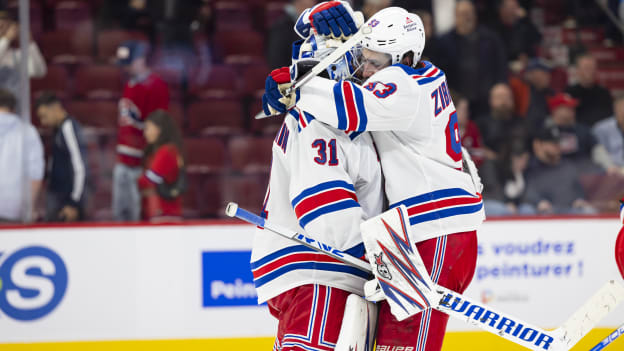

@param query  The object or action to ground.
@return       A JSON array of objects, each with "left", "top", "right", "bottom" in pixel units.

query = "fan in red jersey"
[{"left": 138, "top": 110, "right": 185, "bottom": 222}]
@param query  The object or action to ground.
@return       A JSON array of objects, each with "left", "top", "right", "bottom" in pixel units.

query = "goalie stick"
[
  {"left": 589, "top": 323, "right": 624, "bottom": 351},
  {"left": 254, "top": 24, "right": 372, "bottom": 120},
  {"left": 225, "top": 202, "right": 624, "bottom": 351}
]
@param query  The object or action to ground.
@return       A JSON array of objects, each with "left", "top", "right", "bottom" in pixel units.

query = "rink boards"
[{"left": 0, "top": 218, "right": 622, "bottom": 350}]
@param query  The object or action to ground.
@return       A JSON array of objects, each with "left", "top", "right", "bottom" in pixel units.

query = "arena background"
[{"left": 1, "top": 0, "right": 624, "bottom": 350}]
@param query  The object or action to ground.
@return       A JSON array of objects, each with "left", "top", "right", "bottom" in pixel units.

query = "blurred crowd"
[{"left": 1, "top": 0, "right": 624, "bottom": 223}]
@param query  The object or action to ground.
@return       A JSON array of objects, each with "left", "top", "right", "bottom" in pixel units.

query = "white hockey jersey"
[
  {"left": 250, "top": 107, "right": 383, "bottom": 303},
  {"left": 297, "top": 61, "right": 485, "bottom": 243}
]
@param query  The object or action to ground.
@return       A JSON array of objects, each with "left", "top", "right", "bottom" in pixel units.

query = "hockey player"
[
  {"left": 263, "top": 5, "right": 485, "bottom": 351},
  {"left": 253, "top": 27, "right": 384, "bottom": 350},
  {"left": 617, "top": 199, "right": 624, "bottom": 279}
]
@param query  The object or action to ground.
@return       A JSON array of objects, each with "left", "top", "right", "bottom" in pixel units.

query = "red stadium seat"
[
  {"left": 97, "top": 29, "right": 148, "bottom": 63},
  {"left": 39, "top": 29, "right": 94, "bottom": 64},
  {"left": 241, "top": 63, "right": 270, "bottom": 98},
  {"left": 229, "top": 135, "right": 274, "bottom": 174},
  {"left": 184, "top": 137, "right": 227, "bottom": 174},
  {"left": 188, "top": 64, "right": 241, "bottom": 99},
  {"left": 248, "top": 96, "right": 284, "bottom": 135},
  {"left": 186, "top": 99, "right": 244, "bottom": 135},
  {"left": 150, "top": 65, "right": 184, "bottom": 100},
  {"left": 54, "top": 1, "right": 92, "bottom": 31},
  {"left": 73, "top": 65, "right": 123, "bottom": 99},
  {"left": 65, "top": 100, "right": 118, "bottom": 129},
  {"left": 214, "top": 2, "right": 253, "bottom": 31},
  {"left": 597, "top": 67, "right": 624, "bottom": 90},
  {"left": 221, "top": 175, "right": 268, "bottom": 216},
  {"left": 264, "top": 2, "right": 288, "bottom": 29},
  {"left": 31, "top": 64, "right": 70, "bottom": 99},
  {"left": 213, "top": 30, "right": 265, "bottom": 65},
  {"left": 168, "top": 100, "right": 185, "bottom": 129},
  {"left": 198, "top": 176, "right": 224, "bottom": 217}
]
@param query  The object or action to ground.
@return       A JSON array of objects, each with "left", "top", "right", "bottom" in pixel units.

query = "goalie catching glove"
[{"left": 262, "top": 67, "right": 300, "bottom": 115}]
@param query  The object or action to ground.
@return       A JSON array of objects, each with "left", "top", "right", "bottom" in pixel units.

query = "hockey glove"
[
  {"left": 262, "top": 67, "right": 299, "bottom": 115},
  {"left": 295, "top": 1, "right": 363, "bottom": 40}
]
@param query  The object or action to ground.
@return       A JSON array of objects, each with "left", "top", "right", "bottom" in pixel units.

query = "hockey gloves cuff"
[{"left": 262, "top": 67, "right": 300, "bottom": 116}]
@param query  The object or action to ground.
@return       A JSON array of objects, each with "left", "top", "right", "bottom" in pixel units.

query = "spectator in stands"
[
  {"left": 0, "top": 89, "right": 43, "bottom": 222},
  {"left": 113, "top": 40, "right": 169, "bottom": 221},
  {"left": 565, "top": 53, "right": 613, "bottom": 127},
  {"left": 454, "top": 90, "right": 489, "bottom": 167},
  {"left": 546, "top": 93, "right": 593, "bottom": 160},
  {"left": 266, "top": 0, "right": 317, "bottom": 69},
  {"left": 546, "top": 92, "right": 614, "bottom": 173},
  {"left": 479, "top": 135, "right": 535, "bottom": 216},
  {"left": 524, "top": 123, "right": 596, "bottom": 215},
  {"left": 35, "top": 92, "right": 88, "bottom": 222},
  {"left": 476, "top": 83, "right": 528, "bottom": 159},
  {"left": 513, "top": 58, "right": 554, "bottom": 134},
  {"left": 0, "top": 11, "right": 46, "bottom": 101},
  {"left": 138, "top": 110, "right": 185, "bottom": 222},
  {"left": 490, "top": 0, "right": 542, "bottom": 65},
  {"left": 432, "top": 0, "right": 508, "bottom": 117},
  {"left": 592, "top": 93, "right": 624, "bottom": 171},
  {"left": 360, "top": 0, "right": 392, "bottom": 20}
]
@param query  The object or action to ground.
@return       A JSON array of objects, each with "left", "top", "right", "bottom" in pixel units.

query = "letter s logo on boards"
[{"left": 0, "top": 246, "right": 68, "bottom": 321}]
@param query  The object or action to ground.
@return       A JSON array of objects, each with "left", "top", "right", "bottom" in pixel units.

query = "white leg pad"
[{"left": 335, "top": 294, "right": 378, "bottom": 351}]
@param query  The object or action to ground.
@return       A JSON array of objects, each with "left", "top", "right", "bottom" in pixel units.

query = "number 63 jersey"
[
  {"left": 297, "top": 61, "right": 485, "bottom": 243},
  {"left": 250, "top": 108, "right": 383, "bottom": 303}
]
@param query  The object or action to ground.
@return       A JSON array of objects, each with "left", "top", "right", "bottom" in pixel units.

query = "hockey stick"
[
  {"left": 226, "top": 202, "right": 624, "bottom": 351},
  {"left": 589, "top": 323, "right": 624, "bottom": 351},
  {"left": 225, "top": 202, "right": 371, "bottom": 273},
  {"left": 254, "top": 25, "right": 372, "bottom": 120}
]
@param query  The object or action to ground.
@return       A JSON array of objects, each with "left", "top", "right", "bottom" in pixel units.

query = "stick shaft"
[
  {"left": 226, "top": 202, "right": 372, "bottom": 272},
  {"left": 589, "top": 323, "right": 624, "bottom": 351}
]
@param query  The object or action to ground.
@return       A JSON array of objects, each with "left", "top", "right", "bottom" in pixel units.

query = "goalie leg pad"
[{"left": 335, "top": 294, "right": 378, "bottom": 351}]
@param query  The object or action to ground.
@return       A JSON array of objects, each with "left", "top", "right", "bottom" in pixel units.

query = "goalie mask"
[{"left": 290, "top": 34, "right": 360, "bottom": 82}]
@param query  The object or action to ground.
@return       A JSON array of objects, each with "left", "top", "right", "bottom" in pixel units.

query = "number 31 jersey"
[
  {"left": 250, "top": 108, "right": 383, "bottom": 303},
  {"left": 297, "top": 61, "right": 485, "bottom": 243}
]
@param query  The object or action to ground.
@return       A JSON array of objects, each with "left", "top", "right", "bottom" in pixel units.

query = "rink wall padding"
[{"left": 0, "top": 218, "right": 622, "bottom": 349}]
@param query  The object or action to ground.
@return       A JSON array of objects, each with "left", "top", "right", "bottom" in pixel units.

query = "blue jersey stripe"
[
  {"left": 291, "top": 180, "right": 356, "bottom": 207},
  {"left": 299, "top": 199, "right": 360, "bottom": 228},
  {"left": 389, "top": 188, "right": 476, "bottom": 208},
  {"left": 416, "top": 73, "right": 444, "bottom": 85},
  {"left": 254, "top": 261, "right": 370, "bottom": 287},
  {"left": 250, "top": 245, "right": 314, "bottom": 269},
  {"left": 408, "top": 203, "right": 484, "bottom": 225},
  {"left": 333, "top": 82, "right": 348, "bottom": 130},
  {"left": 352, "top": 83, "right": 368, "bottom": 131}
]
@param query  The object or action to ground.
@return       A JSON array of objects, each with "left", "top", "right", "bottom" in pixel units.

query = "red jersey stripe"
[
  {"left": 252, "top": 253, "right": 344, "bottom": 278},
  {"left": 406, "top": 195, "right": 482, "bottom": 216},
  {"left": 342, "top": 81, "right": 359, "bottom": 131},
  {"left": 294, "top": 188, "right": 358, "bottom": 219}
]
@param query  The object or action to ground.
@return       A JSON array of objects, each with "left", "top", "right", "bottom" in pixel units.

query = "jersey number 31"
[{"left": 312, "top": 139, "right": 339, "bottom": 166}]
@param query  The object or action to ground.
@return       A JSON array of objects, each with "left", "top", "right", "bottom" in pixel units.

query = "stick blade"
[{"left": 554, "top": 280, "right": 624, "bottom": 350}]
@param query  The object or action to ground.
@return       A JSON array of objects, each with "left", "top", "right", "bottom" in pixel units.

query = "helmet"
[
  {"left": 290, "top": 34, "right": 359, "bottom": 81},
  {"left": 361, "top": 7, "right": 426, "bottom": 65}
]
